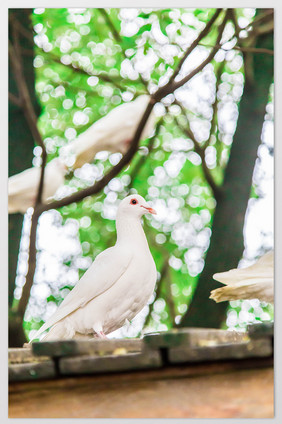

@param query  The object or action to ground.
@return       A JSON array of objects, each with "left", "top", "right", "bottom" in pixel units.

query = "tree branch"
[
  {"left": 42, "top": 51, "right": 143, "bottom": 95},
  {"left": 173, "top": 102, "right": 221, "bottom": 200},
  {"left": 99, "top": 8, "right": 122, "bottom": 42},
  {"left": 35, "top": 12, "right": 231, "bottom": 212},
  {"left": 153, "top": 9, "right": 230, "bottom": 101},
  {"left": 128, "top": 118, "right": 163, "bottom": 190},
  {"left": 9, "top": 29, "right": 47, "bottom": 206},
  {"left": 203, "top": 59, "right": 225, "bottom": 150},
  {"left": 98, "top": 8, "right": 149, "bottom": 91},
  {"left": 170, "top": 8, "right": 222, "bottom": 82},
  {"left": 36, "top": 99, "right": 156, "bottom": 214},
  {"left": 9, "top": 19, "right": 48, "bottom": 319},
  {"left": 9, "top": 92, "right": 22, "bottom": 107},
  {"left": 199, "top": 43, "right": 274, "bottom": 56},
  {"left": 171, "top": 10, "right": 230, "bottom": 93},
  {"left": 243, "top": 9, "right": 273, "bottom": 34},
  {"left": 17, "top": 212, "right": 39, "bottom": 319},
  {"left": 9, "top": 12, "right": 34, "bottom": 44}
]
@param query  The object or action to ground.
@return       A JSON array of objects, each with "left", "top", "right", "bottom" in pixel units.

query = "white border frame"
[{"left": 1, "top": 2, "right": 280, "bottom": 423}]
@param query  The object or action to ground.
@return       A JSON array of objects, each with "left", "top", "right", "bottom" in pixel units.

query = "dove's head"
[{"left": 117, "top": 194, "right": 157, "bottom": 219}]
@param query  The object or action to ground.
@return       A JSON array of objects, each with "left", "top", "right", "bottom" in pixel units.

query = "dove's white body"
[
  {"left": 210, "top": 250, "right": 274, "bottom": 303},
  {"left": 31, "top": 195, "right": 157, "bottom": 342},
  {"left": 8, "top": 159, "right": 66, "bottom": 214},
  {"left": 67, "top": 239, "right": 156, "bottom": 336},
  {"left": 63, "top": 95, "right": 155, "bottom": 169}
]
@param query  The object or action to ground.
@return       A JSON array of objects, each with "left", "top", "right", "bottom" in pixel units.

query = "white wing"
[
  {"left": 8, "top": 159, "right": 66, "bottom": 214},
  {"left": 9, "top": 167, "right": 40, "bottom": 195},
  {"left": 211, "top": 251, "right": 274, "bottom": 303},
  {"left": 213, "top": 251, "right": 274, "bottom": 286},
  {"left": 210, "top": 278, "right": 273, "bottom": 303},
  {"left": 64, "top": 95, "right": 155, "bottom": 169},
  {"left": 8, "top": 167, "right": 41, "bottom": 213},
  {"left": 31, "top": 246, "right": 132, "bottom": 341}
]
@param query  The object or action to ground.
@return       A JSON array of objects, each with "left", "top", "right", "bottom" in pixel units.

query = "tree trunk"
[
  {"left": 9, "top": 9, "right": 40, "bottom": 346},
  {"left": 180, "top": 24, "right": 273, "bottom": 328}
]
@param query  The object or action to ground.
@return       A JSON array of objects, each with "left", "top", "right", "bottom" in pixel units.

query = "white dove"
[
  {"left": 62, "top": 95, "right": 155, "bottom": 169},
  {"left": 210, "top": 250, "right": 274, "bottom": 303},
  {"left": 8, "top": 158, "right": 67, "bottom": 214},
  {"left": 30, "top": 194, "right": 157, "bottom": 342}
]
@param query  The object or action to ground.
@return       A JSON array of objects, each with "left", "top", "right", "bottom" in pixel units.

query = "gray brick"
[
  {"left": 59, "top": 348, "right": 162, "bottom": 376},
  {"left": 9, "top": 346, "right": 50, "bottom": 364},
  {"left": 248, "top": 322, "right": 274, "bottom": 339},
  {"left": 32, "top": 338, "right": 143, "bottom": 358},
  {"left": 144, "top": 328, "right": 247, "bottom": 349},
  {"left": 9, "top": 361, "right": 56, "bottom": 382},
  {"left": 168, "top": 339, "right": 273, "bottom": 364}
]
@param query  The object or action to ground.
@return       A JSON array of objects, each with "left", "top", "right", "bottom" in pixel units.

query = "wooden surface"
[{"left": 9, "top": 359, "right": 273, "bottom": 418}]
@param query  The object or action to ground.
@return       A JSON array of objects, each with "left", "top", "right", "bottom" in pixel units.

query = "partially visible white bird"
[
  {"left": 62, "top": 95, "right": 156, "bottom": 169},
  {"left": 8, "top": 158, "right": 67, "bottom": 214},
  {"left": 30, "top": 194, "right": 157, "bottom": 342},
  {"left": 210, "top": 250, "right": 274, "bottom": 303}
]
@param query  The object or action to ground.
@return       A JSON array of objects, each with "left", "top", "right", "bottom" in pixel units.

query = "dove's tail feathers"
[
  {"left": 40, "top": 322, "right": 69, "bottom": 341},
  {"left": 210, "top": 279, "right": 273, "bottom": 303},
  {"left": 210, "top": 286, "right": 242, "bottom": 303},
  {"left": 30, "top": 319, "right": 66, "bottom": 343},
  {"left": 29, "top": 320, "right": 54, "bottom": 342},
  {"left": 31, "top": 320, "right": 75, "bottom": 342}
]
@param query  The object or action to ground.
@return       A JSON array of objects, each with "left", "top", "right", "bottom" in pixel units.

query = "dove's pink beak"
[{"left": 141, "top": 206, "right": 157, "bottom": 215}]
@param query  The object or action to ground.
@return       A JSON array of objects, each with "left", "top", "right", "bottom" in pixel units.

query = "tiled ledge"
[{"left": 9, "top": 323, "right": 273, "bottom": 383}]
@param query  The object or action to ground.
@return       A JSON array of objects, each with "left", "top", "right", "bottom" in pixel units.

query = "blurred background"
[{"left": 8, "top": 8, "right": 273, "bottom": 347}]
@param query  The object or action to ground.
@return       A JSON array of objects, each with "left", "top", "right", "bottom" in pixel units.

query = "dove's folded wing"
[
  {"left": 210, "top": 277, "right": 273, "bottom": 303},
  {"left": 31, "top": 246, "right": 132, "bottom": 341},
  {"left": 213, "top": 251, "right": 274, "bottom": 286},
  {"left": 8, "top": 167, "right": 40, "bottom": 197}
]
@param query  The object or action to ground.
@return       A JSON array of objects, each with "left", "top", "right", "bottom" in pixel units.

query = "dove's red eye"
[{"left": 130, "top": 199, "right": 138, "bottom": 205}]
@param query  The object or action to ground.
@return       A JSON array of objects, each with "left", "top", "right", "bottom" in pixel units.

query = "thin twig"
[
  {"left": 154, "top": 9, "right": 230, "bottom": 101},
  {"left": 173, "top": 103, "right": 221, "bottom": 199},
  {"left": 9, "top": 44, "right": 45, "bottom": 155},
  {"left": 128, "top": 118, "right": 163, "bottom": 190},
  {"left": 10, "top": 36, "right": 47, "bottom": 206},
  {"left": 170, "top": 8, "right": 222, "bottom": 82},
  {"left": 99, "top": 8, "right": 122, "bottom": 42},
  {"left": 203, "top": 59, "right": 225, "bottom": 150},
  {"left": 171, "top": 10, "right": 230, "bottom": 93},
  {"left": 42, "top": 51, "right": 142, "bottom": 95},
  {"left": 9, "top": 12, "right": 34, "bottom": 44},
  {"left": 243, "top": 9, "right": 273, "bottom": 33},
  {"left": 229, "top": 9, "right": 241, "bottom": 40},
  {"left": 98, "top": 8, "right": 149, "bottom": 91},
  {"left": 198, "top": 42, "right": 274, "bottom": 56}
]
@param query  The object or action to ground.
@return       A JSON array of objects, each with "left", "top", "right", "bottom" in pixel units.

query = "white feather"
[
  {"left": 62, "top": 95, "right": 155, "bottom": 169},
  {"left": 210, "top": 251, "right": 274, "bottom": 303},
  {"left": 8, "top": 158, "right": 67, "bottom": 214}
]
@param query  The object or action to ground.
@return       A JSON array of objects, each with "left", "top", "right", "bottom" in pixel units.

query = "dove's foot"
[{"left": 96, "top": 331, "right": 108, "bottom": 339}]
